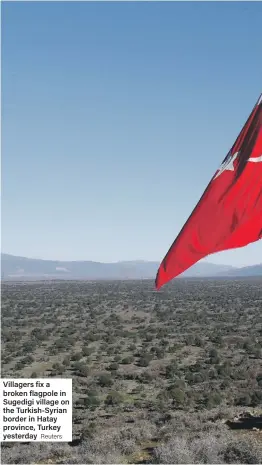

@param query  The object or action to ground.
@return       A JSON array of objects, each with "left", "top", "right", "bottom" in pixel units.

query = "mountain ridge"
[{"left": 1, "top": 253, "right": 261, "bottom": 281}]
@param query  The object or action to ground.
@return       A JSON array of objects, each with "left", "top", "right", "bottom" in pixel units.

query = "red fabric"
[{"left": 156, "top": 94, "right": 262, "bottom": 289}]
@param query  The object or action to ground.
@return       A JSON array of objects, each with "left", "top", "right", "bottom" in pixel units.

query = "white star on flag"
[
  {"left": 214, "top": 152, "right": 262, "bottom": 180},
  {"left": 214, "top": 152, "right": 239, "bottom": 179}
]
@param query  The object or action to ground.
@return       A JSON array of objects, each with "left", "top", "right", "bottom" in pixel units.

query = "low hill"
[
  {"left": 1, "top": 253, "right": 238, "bottom": 281},
  {"left": 221, "top": 264, "right": 262, "bottom": 277}
]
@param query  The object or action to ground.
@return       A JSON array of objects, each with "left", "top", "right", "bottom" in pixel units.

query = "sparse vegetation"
[{"left": 1, "top": 278, "right": 262, "bottom": 463}]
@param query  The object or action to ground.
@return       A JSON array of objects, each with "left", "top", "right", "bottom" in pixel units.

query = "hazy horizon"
[
  {"left": 1, "top": 251, "right": 261, "bottom": 268},
  {"left": 2, "top": 2, "right": 262, "bottom": 267}
]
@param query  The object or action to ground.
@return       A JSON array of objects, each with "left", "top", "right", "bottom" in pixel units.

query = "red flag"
[{"left": 156, "top": 93, "right": 262, "bottom": 289}]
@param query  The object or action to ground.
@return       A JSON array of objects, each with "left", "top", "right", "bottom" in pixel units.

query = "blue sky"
[{"left": 2, "top": 1, "right": 262, "bottom": 266}]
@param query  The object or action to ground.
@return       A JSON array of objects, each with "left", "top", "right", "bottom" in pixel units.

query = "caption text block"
[{"left": 0, "top": 378, "right": 72, "bottom": 442}]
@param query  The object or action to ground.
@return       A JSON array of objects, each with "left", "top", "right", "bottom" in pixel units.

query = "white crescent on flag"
[{"left": 248, "top": 155, "right": 262, "bottom": 162}]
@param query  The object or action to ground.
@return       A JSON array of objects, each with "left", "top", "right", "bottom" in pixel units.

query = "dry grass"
[{"left": 1, "top": 279, "right": 262, "bottom": 463}]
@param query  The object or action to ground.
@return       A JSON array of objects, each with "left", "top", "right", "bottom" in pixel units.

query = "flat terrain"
[{"left": 1, "top": 279, "right": 262, "bottom": 464}]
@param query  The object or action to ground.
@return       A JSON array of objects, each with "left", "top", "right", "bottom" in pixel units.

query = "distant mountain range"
[{"left": 1, "top": 253, "right": 262, "bottom": 281}]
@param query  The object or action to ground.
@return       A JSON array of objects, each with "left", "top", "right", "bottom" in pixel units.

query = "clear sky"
[{"left": 2, "top": 1, "right": 262, "bottom": 266}]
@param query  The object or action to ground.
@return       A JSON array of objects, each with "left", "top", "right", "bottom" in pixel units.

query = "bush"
[
  {"left": 71, "top": 352, "right": 82, "bottom": 361},
  {"left": 98, "top": 373, "right": 113, "bottom": 387},
  {"left": 138, "top": 353, "right": 152, "bottom": 367},
  {"left": 105, "top": 391, "right": 123, "bottom": 406},
  {"left": 82, "top": 346, "right": 93, "bottom": 357},
  {"left": 108, "top": 362, "right": 119, "bottom": 371},
  {"left": 195, "top": 335, "right": 204, "bottom": 347},
  {"left": 166, "top": 362, "right": 178, "bottom": 379},
  {"left": 193, "top": 373, "right": 204, "bottom": 384},
  {"left": 122, "top": 356, "right": 134, "bottom": 364},
  {"left": 171, "top": 388, "right": 186, "bottom": 406},
  {"left": 205, "top": 392, "right": 222, "bottom": 409},
  {"left": 251, "top": 390, "right": 262, "bottom": 406},
  {"left": 209, "top": 348, "right": 218, "bottom": 359},
  {"left": 84, "top": 395, "right": 100, "bottom": 410},
  {"left": 223, "top": 440, "right": 262, "bottom": 464},
  {"left": 256, "top": 372, "right": 262, "bottom": 386},
  {"left": 235, "top": 393, "right": 251, "bottom": 406},
  {"left": 63, "top": 356, "right": 71, "bottom": 366},
  {"left": 153, "top": 434, "right": 262, "bottom": 464},
  {"left": 81, "top": 422, "right": 97, "bottom": 439}
]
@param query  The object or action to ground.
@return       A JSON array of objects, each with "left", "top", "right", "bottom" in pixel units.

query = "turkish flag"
[{"left": 156, "top": 93, "right": 262, "bottom": 289}]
